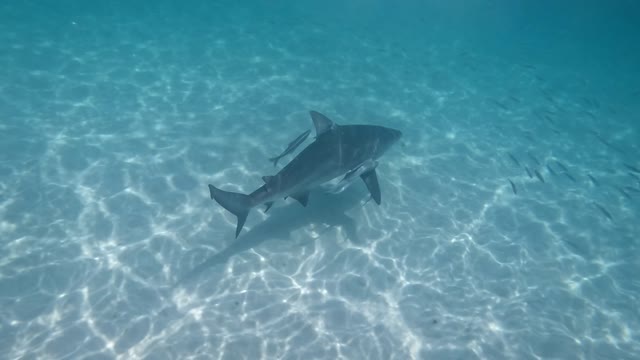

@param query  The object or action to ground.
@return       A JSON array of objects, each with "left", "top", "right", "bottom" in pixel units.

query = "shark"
[{"left": 208, "top": 110, "right": 402, "bottom": 238}]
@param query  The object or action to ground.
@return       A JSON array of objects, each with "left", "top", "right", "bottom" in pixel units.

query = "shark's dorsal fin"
[
  {"left": 291, "top": 191, "right": 310, "bottom": 207},
  {"left": 310, "top": 111, "right": 336, "bottom": 136},
  {"left": 360, "top": 170, "right": 381, "bottom": 205}
]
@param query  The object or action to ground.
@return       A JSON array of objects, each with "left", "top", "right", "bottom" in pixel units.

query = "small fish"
[
  {"left": 624, "top": 163, "right": 640, "bottom": 173},
  {"left": 534, "top": 170, "right": 545, "bottom": 183},
  {"left": 490, "top": 99, "right": 509, "bottom": 111},
  {"left": 525, "top": 166, "right": 533, "bottom": 179},
  {"left": 341, "top": 159, "right": 378, "bottom": 184},
  {"left": 523, "top": 132, "right": 535, "bottom": 143},
  {"left": 509, "top": 95, "right": 521, "bottom": 103},
  {"left": 544, "top": 114, "right": 556, "bottom": 125},
  {"left": 533, "top": 110, "right": 544, "bottom": 121},
  {"left": 614, "top": 186, "right": 632, "bottom": 200},
  {"left": 587, "top": 174, "right": 599, "bottom": 186},
  {"left": 528, "top": 152, "right": 541, "bottom": 166},
  {"left": 508, "top": 179, "right": 517, "bottom": 194},
  {"left": 562, "top": 239, "right": 584, "bottom": 256},
  {"left": 541, "top": 89, "right": 556, "bottom": 103},
  {"left": 592, "top": 132, "right": 624, "bottom": 154},
  {"left": 508, "top": 153, "right": 520, "bottom": 167},
  {"left": 624, "top": 186, "right": 640, "bottom": 193},
  {"left": 324, "top": 159, "right": 379, "bottom": 194},
  {"left": 564, "top": 172, "right": 577, "bottom": 182},
  {"left": 629, "top": 172, "right": 640, "bottom": 182},
  {"left": 546, "top": 164, "right": 557, "bottom": 176},
  {"left": 581, "top": 97, "right": 600, "bottom": 109},
  {"left": 555, "top": 161, "right": 569, "bottom": 173},
  {"left": 268, "top": 129, "right": 311, "bottom": 167},
  {"left": 593, "top": 202, "right": 613, "bottom": 221}
]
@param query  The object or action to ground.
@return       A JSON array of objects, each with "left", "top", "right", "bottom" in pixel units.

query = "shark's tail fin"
[
  {"left": 208, "top": 184, "right": 253, "bottom": 238},
  {"left": 268, "top": 156, "right": 280, "bottom": 167}
]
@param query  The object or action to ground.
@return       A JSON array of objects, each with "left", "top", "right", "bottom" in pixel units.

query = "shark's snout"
[
  {"left": 392, "top": 129, "right": 402, "bottom": 141},
  {"left": 383, "top": 127, "right": 402, "bottom": 145}
]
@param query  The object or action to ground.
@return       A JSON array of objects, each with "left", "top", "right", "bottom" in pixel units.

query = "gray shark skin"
[{"left": 208, "top": 110, "right": 402, "bottom": 238}]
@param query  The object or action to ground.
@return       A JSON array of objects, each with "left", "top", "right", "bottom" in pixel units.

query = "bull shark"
[{"left": 208, "top": 110, "right": 402, "bottom": 238}]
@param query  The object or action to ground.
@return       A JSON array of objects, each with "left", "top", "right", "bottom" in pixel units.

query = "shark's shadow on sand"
[{"left": 178, "top": 186, "right": 369, "bottom": 285}]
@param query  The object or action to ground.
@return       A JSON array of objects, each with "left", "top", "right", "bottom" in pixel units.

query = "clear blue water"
[{"left": 1, "top": 1, "right": 639, "bottom": 359}]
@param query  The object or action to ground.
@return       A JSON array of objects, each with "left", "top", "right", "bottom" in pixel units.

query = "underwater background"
[{"left": 1, "top": 0, "right": 639, "bottom": 359}]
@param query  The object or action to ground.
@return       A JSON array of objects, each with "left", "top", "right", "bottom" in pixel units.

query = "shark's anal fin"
[
  {"left": 291, "top": 191, "right": 310, "bottom": 207},
  {"left": 262, "top": 175, "right": 276, "bottom": 193},
  {"left": 309, "top": 111, "right": 336, "bottom": 136},
  {"left": 360, "top": 170, "right": 381, "bottom": 205}
]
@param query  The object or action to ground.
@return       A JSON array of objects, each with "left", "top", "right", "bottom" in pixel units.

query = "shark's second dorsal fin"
[
  {"left": 291, "top": 191, "right": 310, "bottom": 207},
  {"left": 310, "top": 111, "right": 336, "bottom": 136}
]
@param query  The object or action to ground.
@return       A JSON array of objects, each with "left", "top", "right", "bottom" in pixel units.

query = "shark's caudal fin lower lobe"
[
  {"left": 268, "top": 156, "right": 280, "bottom": 167},
  {"left": 208, "top": 184, "right": 253, "bottom": 238}
]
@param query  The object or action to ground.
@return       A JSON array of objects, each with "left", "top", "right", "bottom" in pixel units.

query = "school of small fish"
[
  {"left": 504, "top": 151, "right": 639, "bottom": 223},
  {"left": 487, "top": 77, "right": 639, "bottom": 225}
]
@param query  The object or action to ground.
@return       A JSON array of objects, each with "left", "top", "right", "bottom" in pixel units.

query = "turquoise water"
[{"left": 1, "top": 1, "right": 639, "bottom": 359}]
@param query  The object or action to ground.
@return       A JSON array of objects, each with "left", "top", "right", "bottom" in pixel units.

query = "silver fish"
[
  {"left": 508, "top": 179, "right": 517, "bottom": 194},
  {"left": 269, "top": 129, "right": 311, "bottom": 167},
  {"left": 593, "top": 202, "right": 613, "bottom": 221}
]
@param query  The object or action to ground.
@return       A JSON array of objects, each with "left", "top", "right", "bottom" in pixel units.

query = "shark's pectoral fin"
[
  {"left": 264, "top": 201, "right": 275, "bottom": 212},
  {"left": 360, "top": 170, "right": 381, "bottom": 205},
  {"left": 310, "top": 111, "right": 337, "bottom": 136},
  {"left": 291, "top": 191, "right": 310, "bottom": 207}
]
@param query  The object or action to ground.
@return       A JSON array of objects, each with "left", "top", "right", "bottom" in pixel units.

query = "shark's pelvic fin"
[
  {"left": 291, "top": 191, "right": 310, "bottom": 207},
  {"left": 360, "top": 170, "right": 381, "bottom": 205},
  {"left": 309, "top": 111, "right": 336, "bottom": 136},
  {"left": 208, "top": 184, "right": 252, "bottom": 238}
]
